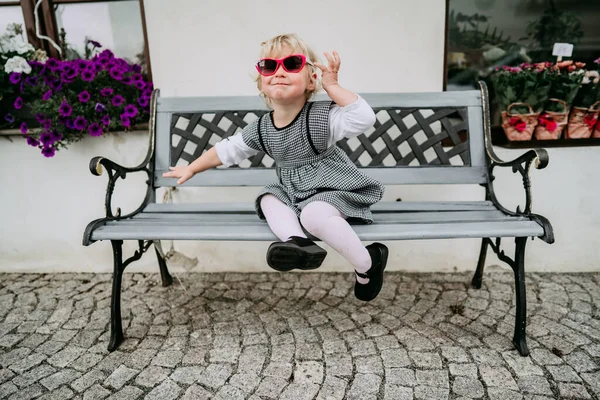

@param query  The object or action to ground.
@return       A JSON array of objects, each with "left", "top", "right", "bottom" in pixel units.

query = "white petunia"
[{"left": 4, "top": 56, "right": 32, "bottom": 74}]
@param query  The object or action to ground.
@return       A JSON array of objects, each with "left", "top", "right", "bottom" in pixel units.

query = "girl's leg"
[
  {"left": 260, "top": 194, "right": 306, "bottom": 241},
  {"left": 300, "top": 201, "right": 372, "bottom": 283},
  {"left": 260, "top": 195, "right": 327, "bottom": 271}
]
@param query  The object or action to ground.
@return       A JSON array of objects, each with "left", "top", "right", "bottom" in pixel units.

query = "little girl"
[{"left": 163, "top": 33, "right": 388, "bottom": 301}]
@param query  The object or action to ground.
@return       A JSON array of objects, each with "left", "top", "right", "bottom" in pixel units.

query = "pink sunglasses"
[{"left": 255, "top": 54, "right": 313, "bottom": 76}]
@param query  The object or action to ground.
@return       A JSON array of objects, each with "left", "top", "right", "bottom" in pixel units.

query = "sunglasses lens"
[
  {"left": 283, "top": 56, "right": 304, "bottom": 72},
  {"left": 258, "top": 59, "right": 277, "bottom": 75}
]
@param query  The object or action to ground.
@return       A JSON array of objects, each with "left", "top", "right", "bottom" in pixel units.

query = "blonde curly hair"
[{"left": 255, "top": 33, "right": 321, "bottom": 107}]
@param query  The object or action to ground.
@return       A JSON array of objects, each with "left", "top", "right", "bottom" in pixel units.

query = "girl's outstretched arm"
[{"left": 162, "top": 147, "right": 222, "bottom": 184}]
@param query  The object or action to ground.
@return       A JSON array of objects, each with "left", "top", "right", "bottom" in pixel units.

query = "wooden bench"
[{"left": 83, "top": 81, "right": 554, "bottom": 356}]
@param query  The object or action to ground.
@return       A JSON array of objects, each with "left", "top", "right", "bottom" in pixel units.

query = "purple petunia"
[
  {"left": 46, "top": 58, "right": 59, "bottom": 70},
  {"left": 26, "top": 137, "right": 40, "bottom": 147},
  {"left": 95, "top": 103, "right": 106, "bottom": 113},
  {"left": 74, "top": 116, "right": 88, "bottom": 130},
  {"left": 132, "top": 64, "right": 142, "bottom": 73},
  {"left": 50, "top": 130, "right": 63, "bottom": 142},
  {"left": 42, "top": 90, "right": 53, "bottom": 101},
  {"left": 43, "top": 120, "right": 52, "bottom": 130},
  {"left": 89, "top": 40, "right": 102, "bottom": 48},
  {"left": 134, "top": 81, "right": 145, "bottom": 90},
  {"left": 132, "top": 73, "right": 143, "bottom": 82},
  {"left": 101, "top": 115, "right": 111, "bottom": 126},
  {"left": 41, "top": 146, "right": 56, "bottom": 158},
  {"left": 4, "top": 114, "right": 15, "bottom": 123},
  {"left": 66, "top": 119, "right": 75, "bottom": 130},
  {"left": 9, "top": 72, "right": 21, "bottom": 84},
  {"left": 40, "top": 131, "right": 53, "bottom": 145},
  {"left": 99, "top": 49, "right": 114, "bottom": 60},
  {"left": 122, "top": 76, "right": 133, "bottom": 85},
  {"left": 137, "top": 97, "right": 149, "bottom": 108},
  {"left": 120, "top": 114, "right": 131, "bottom": 127},
  {"left": 111, "top": 95, "right": 125, "bottom": 107},
  {"left": 25, "top": 76, "right": 38, "bottom": 86},
  {"left": 59, "top": 100, "right": 73, "bottom": 117},
  {"left": 14, "top": 97, "right": 23, "bottom": 110},
  {"left": 124, "top": 104, "right": 138, "bottom": 118},
  {"left": 82, "top": 69, "right": 95, "bottom": 82},
  {"left": 109, "top": 67, "right": 124, "bottom": 81},
  {"left": 36, "top": 113, "right": 46, "bottom": 124},
  {"left": 78, "top": 90, "right": 91, "bottom": 103},
  {"left": 88, "top": 123, "right": 103, "bottom": 137},
  {"left": 20, "top": 122, "right": 28, "bottom": 134},
  {"left": 76, "top": 60, "right": 88, "bottom": 70},
  {"left": 100, "top": 87, "right": 114, "bottom": 97}
]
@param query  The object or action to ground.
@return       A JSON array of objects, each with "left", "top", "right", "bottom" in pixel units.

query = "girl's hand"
[
  {"left": 162, "top": 166, "right": 195, "bottom": 185},
  {"left": 315, "top": 50, "right": 341, "bottom": 91}
]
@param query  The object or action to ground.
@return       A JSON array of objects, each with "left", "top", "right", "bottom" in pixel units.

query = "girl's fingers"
[{"left": 333, "top": 50, "right": 341, "bottom": 68}]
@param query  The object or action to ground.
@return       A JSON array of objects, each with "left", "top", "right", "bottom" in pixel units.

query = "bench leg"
[
  {"left": 471, "top": 238, "right": 489, "bottom": 289},
  {"left": 108, "top": 240, "right": 125, "bottom": 351},
  {"left": 511, "top": 237, "right": 529, "bottom": 356},
  {"left": 153, "top": 241, "right": 173, "bottom": 287}
]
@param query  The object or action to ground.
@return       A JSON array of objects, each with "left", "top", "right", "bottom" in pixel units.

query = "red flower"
[
  {"left": 538, "top": 114, "right": 557, "bottom": 132},
  {"left": 584, "top": 114, "right": 598, "bottom": 128},
  {"left": 509, "top": 117, "right": 527, "bottom": 132}
]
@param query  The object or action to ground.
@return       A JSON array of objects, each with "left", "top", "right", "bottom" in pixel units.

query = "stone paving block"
[
  {"left": 557, "top": 383, "right": 591, "bottom": 399},
  {"left": 181, "top": 384, "right": 213, "bottom": 400},
  {"left": 71, "top": 369, "right": 106, "bottom": 393},
  {"left": 487, "top": 387, "right": 524, "bottom": 400},
  {"left": 134, "top": 365, "right": 170, "bottom": 388},
  {"left": 383, "top": 384, "right": 413, "bottom": 400},
  {"left": 453, "top": 376, "right": 485, "bottom": 398},
  {"left": 82, "top": 383, "right": 110, "bottom": 400},
  {"left": 38, "top": 385, "right": 74, "bottom": 400},
  {"left": 385, "top": 368, "right": 416, "bottom": 387},
  {"left": 316, "top": 376, "right": 348, "bottom": 400},
  {"left": 347, "top": 373, "right": 381, "bottom": 397},
  {"left": 546, "top": 365, "right": 583, "bottom": 383},
  {"left": 169, "top": 366, "right": 204, "bottom": 385},
  {"left": 106, "top": 385, "right": 143, "bottom": 400},
  {"left": 254, "top": 376, "right": 288, "bottom": 399},
  {"left": 518, "top": 376, "right": 554, "bottom": 396},
  {"left": 103, "top": 364, "right": 138, "bottom": 390},
  {"left": 196, "top": 363, "right": 233, "bottom": 390},
  {"left": 145, "top": 378, "right": 182, "bottom": 400},
  {"left": 414, "top": 385, "right": 450, "bottom": 400},
  {"left": 480, "top": 365, "right": 519, "bottom": 391},
  {"left": 40, "top": 368, "right": 82, "bottom": 391}
]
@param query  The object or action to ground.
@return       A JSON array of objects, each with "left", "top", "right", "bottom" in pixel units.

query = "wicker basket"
[
  {"left": 565, "top": 101, "right": 600, "bottom": 139},
  {"left": 501, "top": 103, "right": 540, "bottom": 141},
  {"left": 534, "top": 99, "right": 568, "bottom": 140}
]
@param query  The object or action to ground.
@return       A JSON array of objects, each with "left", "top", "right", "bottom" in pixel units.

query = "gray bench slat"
[
  {"left": 128, "top": 210, "right": 514, "bottom": 224},
  {"left": 90, "top": 219, "right": 544, "bottom": 242},
  {"left": 142, "top": 201, "right": 497, "bottom": 214},
  {"left": 156, "top": 91, "right": 483, "bottom": 113},
  {"left": 155, "top": 166, "right": 488, "bottom": 187}
]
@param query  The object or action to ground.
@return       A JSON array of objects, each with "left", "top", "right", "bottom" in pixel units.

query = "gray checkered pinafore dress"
[{"left": 242, "top": 100, "right": 385, "bottom": 223}]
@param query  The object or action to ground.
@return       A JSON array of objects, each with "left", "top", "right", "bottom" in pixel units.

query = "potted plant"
[
  {"left": 0, "top": 23, "right": 47, "bottom": 129},
  {"left": 8, "top": 42, "right": 152, "bottom": 157},
  {"left": 566, "top": 60, "right": 600, "bottom": 139},
  {"left": 534, "top": 60, "right": 585, "bottom": 140},
  {"left": 491, "top": 63, "right": 552, "bottom": 141}
]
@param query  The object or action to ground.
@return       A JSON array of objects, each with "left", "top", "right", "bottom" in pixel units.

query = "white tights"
[{"left": 260, "top": 195, "right": 372, "bottom": 283}]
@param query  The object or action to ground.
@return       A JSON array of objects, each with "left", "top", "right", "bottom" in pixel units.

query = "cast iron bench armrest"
[{"left": 478, "top": 82, "right": 554, "bottom": 243}]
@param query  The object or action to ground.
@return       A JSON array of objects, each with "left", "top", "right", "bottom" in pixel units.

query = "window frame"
[{"left": 0, "top": 0, "right": 152, "bottom": 81}]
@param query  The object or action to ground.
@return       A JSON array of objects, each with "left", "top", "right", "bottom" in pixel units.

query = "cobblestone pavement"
[{"left": 0, "top": 271, "right": 599, "bottom": 400}]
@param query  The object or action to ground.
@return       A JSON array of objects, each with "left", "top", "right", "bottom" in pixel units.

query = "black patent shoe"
[
  {"left": 266, "top": 236, "right": 327, "bottom": 271},
  {"left": 354, "top": 242, "right": 388, "bottom": 301}
]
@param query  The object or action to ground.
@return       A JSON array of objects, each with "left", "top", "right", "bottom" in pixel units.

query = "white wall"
[{"left": 1, "top": 0, "right": 598, "bottom": 274}]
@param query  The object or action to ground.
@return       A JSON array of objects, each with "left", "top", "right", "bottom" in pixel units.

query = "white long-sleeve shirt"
[{"left": 214, "top": 95, "right": 376, "bottom": 167}]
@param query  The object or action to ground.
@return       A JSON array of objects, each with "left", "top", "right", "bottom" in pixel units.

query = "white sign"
[{"left": 552, "top": 43, "right": 574, "bottom": 57}]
